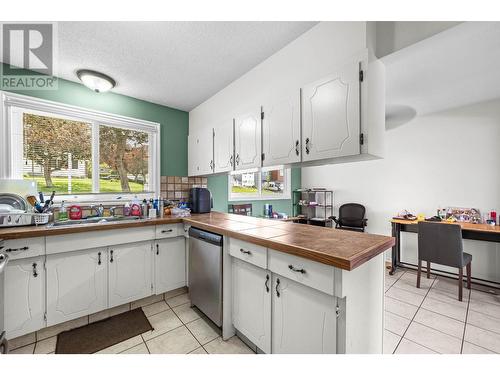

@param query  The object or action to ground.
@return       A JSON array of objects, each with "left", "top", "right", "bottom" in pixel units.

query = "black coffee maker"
[{"left": 189, "top": 188, "right": 212, "bottom": 213}]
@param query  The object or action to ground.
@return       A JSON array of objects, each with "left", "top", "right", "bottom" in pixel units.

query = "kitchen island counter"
[{"left": 0, "top": 211, "right": 394, "bottom": 271}]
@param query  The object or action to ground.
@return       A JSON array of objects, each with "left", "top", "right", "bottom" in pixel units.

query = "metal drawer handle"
[
  {"left": 305, "top": 138, "right": 310, "bottom": 154},
  {"left": 240, "top": 248, "right": 251, "bottom": 255},
  {"left": 5, "top": 246, "right": 29, "bottom": 253},
  {"left": 288, "top": 265, "right": 306, "bottom": 274},
  {"left": 156, "top": 244, "right": 159, "bottom": 255},
  {"left": 276, "top": 278, "right": 280, "bottom": 298},
  {"left": 295, "top": 140, "right": 300, "bottom": 156},
  {"left": 230, "top": 155, "right": 234, "bottom": 167},
  {"left": 98, "top": 252, "right": 101, "bottom": 265},
  {"left": 161, "top": 229, "right": 173, "bottom": 233},
  {"left": 265, "top": 274, "right": 270, "bottom": 293},
  {"left": 235, "top": 154, "right": 240, "bottom": 165},
  {"left": 110, "top": 250, "right": 114, "bottom": 263},
  {"left": 32, "top": 262, "right": 38, "bottom": 277}
]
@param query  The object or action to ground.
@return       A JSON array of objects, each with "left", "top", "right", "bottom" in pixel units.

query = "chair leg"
[
  {"left": 466, "top": 262, "right": 471, "bottom": 290},
  {"left": 458, "top": 267, "right": 463, "bottom": 302},
  {"left": 416, "top": 259, "right": 422, "bottom": 288},
  {"left": 426, "top": 261, "right": 431, "bottom": 279}
]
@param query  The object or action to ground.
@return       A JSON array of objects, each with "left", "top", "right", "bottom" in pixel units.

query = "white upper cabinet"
[
  {"left": 188, "top": 126, "right": 214, "bottom": 176},
  {"left": 108, "top": 241, "right": 153, "bottom": 307},
  {"left": 234, "top": 108, "right": 262, "bottom": 170},
  {"left": 46, "top": 248, "right": 107, "bottom": 326},
  {"left": 262, "top": 91, "right": 301, "bottom": 166},
  {"left": 213, "top": 119, "right": 234, "bottom": 173},
  {"left": 4, "top": 256, "right": 45, "bottom": 338},
  {"left": 301, "top": 60, "right": 361, "bottom": 162}
]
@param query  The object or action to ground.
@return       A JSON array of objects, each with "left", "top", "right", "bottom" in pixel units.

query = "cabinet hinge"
[
  {"left": 261, "top": 153, "right": 265, "bottom": 161},
  {"left": 44, "top": 312, "right": 47, "bottom": 321},
  {"left": 261, "top": 111, "right": 264, "bottom": 120},
  {"left": 359, "top": 133, "right": 364, "bottom": 145},
  {"left": 359, "top": 70, "right": 364, "bottom": 82},
  {"left": 335, "top": 305, "right": 341, "bottom": 319}
]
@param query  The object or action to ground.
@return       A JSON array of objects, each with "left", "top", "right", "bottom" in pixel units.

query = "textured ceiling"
[{"left": 55, "top": 21, "right": 317, "bottom": 111}]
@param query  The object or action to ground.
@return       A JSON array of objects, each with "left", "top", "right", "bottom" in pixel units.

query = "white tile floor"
[
  {"left": 9, "top": 291, "right": 254, "bottom": 355},
  {"left": 384, "top": 267, "right": 500, "bottom": 354},
  {"left": 9, "top": 268, "right": 500, "bottom": 354}
]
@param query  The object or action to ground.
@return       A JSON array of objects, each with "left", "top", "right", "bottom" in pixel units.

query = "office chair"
[{"left": 330, "top": 203, "right": 367, "bottom": 232}]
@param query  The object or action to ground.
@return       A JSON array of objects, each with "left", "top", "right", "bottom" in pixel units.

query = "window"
[
  {"left": 23, "top": 113, "right": 93, "bottom": 195},
  {"left": 229, "top": 167, "right": 290, "bottom": 201},
  {"left": 2, "top": 92, "right": 160, "bottom": 200},
  {"left": 99, "top": 125, "right": 149, "bottom": 193}
]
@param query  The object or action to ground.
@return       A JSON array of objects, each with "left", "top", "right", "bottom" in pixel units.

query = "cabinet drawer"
[
  {"left": 268, "top": 249, "right": 334, "bottom": 296},
  {"left": 2, "top": 237, "right": 45, "bottom": 260},
  {"left": 155, "top": 224, "right": 180, "bottom": 239},
  {"left": 229, "top": 238, "right": 267, "bottom": 269}
]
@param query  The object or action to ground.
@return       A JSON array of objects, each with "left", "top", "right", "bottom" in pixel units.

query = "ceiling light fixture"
[{"left": 76, "top": 69, "right": 116, "bottom": 93}]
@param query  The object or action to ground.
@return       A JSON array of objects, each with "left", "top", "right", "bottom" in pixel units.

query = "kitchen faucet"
[{"left": 90, "top": 204, "right": 104, "bottom": 217}]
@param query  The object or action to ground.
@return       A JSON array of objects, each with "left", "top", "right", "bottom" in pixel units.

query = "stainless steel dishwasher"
[
  {"left": 0, "top": 240, "right": 9, "bottom": 354},
  {"left": 188, "top": 227, "right": 223, "bottom": 327}
]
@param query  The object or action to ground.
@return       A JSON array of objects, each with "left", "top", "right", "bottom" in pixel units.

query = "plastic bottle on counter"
[
  {"left": 123, "top": 202, "right": 131, "bottom": 216},
  {"left": 58, "top": 200, "right": 68, "bottom": 221}
]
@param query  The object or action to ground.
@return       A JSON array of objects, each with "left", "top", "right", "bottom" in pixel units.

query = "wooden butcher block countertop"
[{"left": 0, "top": 211, "right": 394, "bottom": 270}]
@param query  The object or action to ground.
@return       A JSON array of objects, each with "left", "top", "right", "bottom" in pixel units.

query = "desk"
[{"left": 390, "top": 219, "right": 500, "bottom": 276}]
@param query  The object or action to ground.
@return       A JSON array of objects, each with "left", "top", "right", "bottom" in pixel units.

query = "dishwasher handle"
[{"left": 189, "top": 227, "right": 222, "bottom": 246}]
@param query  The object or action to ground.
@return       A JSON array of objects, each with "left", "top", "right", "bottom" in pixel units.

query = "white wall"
[
  {"left": 302, "top": 99, "right": 500, "bottom": 283},
  {"left": 189, "top": 22, "right": 367, "bottom": 133}
]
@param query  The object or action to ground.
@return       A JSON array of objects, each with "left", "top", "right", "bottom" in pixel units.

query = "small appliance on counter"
[{"left": 189, "top": 188, "right": 212, "bottom": 214}]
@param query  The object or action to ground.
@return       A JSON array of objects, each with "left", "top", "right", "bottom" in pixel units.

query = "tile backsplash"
[{"left": 160, "top": 176, "right": 207, "bottom": 200}]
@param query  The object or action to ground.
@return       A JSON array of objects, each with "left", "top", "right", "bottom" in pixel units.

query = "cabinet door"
[
  {"left": 301, "top": 61, "right": 361, "bottom": 162},
  {"left": 46, "top": 248, "right": 107, "bottom": 326},
  {"left": 154, "top": 237, "right": 186, "bottom": 294},
  {"left": 272, "top": 275, "right": 337, "bottom": 354},
  {"left": 213, "top": 119, "right": 234, "bottom": 173},
  {"left": 232, "top": 259, "right": 271, "bottom": 353},
  {"left": 234, "top": 108, "right": 261, "bottom": 170},
  {"left": 109, "top": 241, "right": 153, "bottom": 307},
  {"left": 262, "top": 91, "right": 301, "bottom": 166},
  {"left": 188, "top": 126, "right": 214, "bottom": 176},
  {"left": 4, "top": 256, "right": 45, "bottom": 338}
]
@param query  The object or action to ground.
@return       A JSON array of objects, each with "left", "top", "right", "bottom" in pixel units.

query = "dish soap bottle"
[{"left": 58, "top": 200, "right": 68, "bottom": 221}]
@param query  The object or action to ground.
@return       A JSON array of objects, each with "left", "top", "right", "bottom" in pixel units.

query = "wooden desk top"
[{"left": 391, "top": 219, "right": 500, "bottom": 234}]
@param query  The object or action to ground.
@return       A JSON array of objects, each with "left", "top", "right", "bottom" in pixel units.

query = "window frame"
[
  {"left": 228, "top": 166, "right": 291, "bottom": 202},
  {"left": 0, "top": 91, "right": 160, "bottom": 203}
]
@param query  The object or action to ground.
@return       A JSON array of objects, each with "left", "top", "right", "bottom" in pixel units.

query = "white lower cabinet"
[
  {"left": 272, "top": 274, "right": 337, "bottom": 354},
  {"left": 232, "top": 258, "right": 271, "bottom": 353},
  {"left": 4, "top": 256, "right": 45, "bottom": 339},
  {"left": 46, "top": 248, "right": 107, "bottom": 326},
  {"left": 108, "top": 241, "right": 153, "bottom": 307},
  {"left": 154, "top": 237, "right": 186, "bottom": 294}
]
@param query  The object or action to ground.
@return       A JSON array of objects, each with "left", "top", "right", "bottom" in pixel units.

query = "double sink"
[{"left": 50, "top": 215, "right": 142, "bottom": 227}]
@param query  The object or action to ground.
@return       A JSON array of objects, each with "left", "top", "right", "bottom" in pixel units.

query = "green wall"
[
  {"left": 2, "top": 65, "right": 189, "bottom": 176},
  {"left": 3, "top": 65, "right": 300, "bottom": 212},
  {"left": 208, "top": 167, "right": 301, "bottom": 217}
]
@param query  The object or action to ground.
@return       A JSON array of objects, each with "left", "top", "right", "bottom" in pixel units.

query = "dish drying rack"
[{"left": 0, "top": 211, "right": 52, "bottom": 227}]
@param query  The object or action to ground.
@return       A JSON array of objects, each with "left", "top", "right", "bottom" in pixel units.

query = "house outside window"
[{"left": 229, "top": 166, "right": 291, "bottom": 201}]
